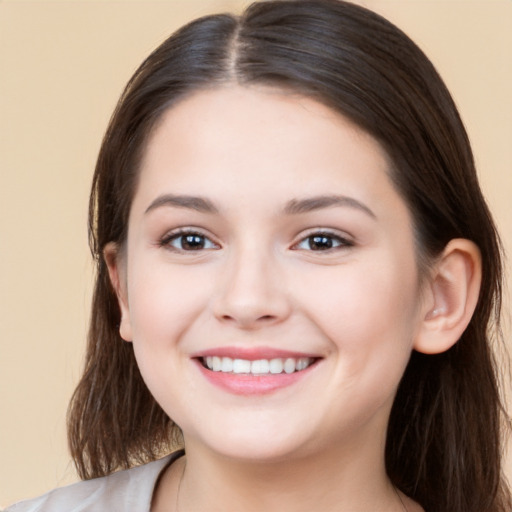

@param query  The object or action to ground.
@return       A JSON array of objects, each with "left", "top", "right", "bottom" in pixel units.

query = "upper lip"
[{"left": 191, "top": 346, "right": 322, "bottom": 361}]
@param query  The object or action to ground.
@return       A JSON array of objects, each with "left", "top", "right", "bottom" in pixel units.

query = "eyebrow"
[
  {"left": 145, "top": 194, "right": 219, "bottom": 214},
  {"left": 144, "top": 193, "right": 376, "bottom": 219},
  {"left": 284, "top": 195, "right": 376, "bottom": 219}
]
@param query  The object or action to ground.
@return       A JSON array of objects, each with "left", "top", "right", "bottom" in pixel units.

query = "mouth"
[
  {"left": 192, "top": 348, "right": 322, "bottom": 395},
  {"left": 200, "top": 356, "right": 316, "bottom": 375}
]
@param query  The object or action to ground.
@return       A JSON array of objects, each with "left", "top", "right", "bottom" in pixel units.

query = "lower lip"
[{"left": 194, "top": 360, "right": 318, "bottom": 395}]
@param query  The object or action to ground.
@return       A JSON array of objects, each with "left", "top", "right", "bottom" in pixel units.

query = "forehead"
[{"left": 136, "top": 85, "right": 395, "bottom": 205}]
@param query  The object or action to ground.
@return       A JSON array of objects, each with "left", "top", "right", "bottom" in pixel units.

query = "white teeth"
[
  {"left": 284, "top": 358, "right": 295, "bottom": 374},
  {"left": 250, "top": 360, "right": 262, "bottom": 374},
  {"left": 203, "top": 356, "right": 314, "bottom": 374},
  {"left": 257, "top": 359, "right": 270, "bottom": 373},
  {"left": 212, "top": 356, "right": 222, "bottom": 371},
  {"left": 296, "top": 358, "right": 309, "bottom": 371},
  {"left": 221, "top": 357, "right": 233, "bottom": 372},
  {"left": 269, "top": 358, "right": 284, "bottom": 374},
  {"left": 232, "top": 359, "right": 251, "bottom": 374}
]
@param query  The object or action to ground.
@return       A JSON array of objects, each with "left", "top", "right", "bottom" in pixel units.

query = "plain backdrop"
[{"left": 1, "top": 0, "right": 511, "bottom": 506}]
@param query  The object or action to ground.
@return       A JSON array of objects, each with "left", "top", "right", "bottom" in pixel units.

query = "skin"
[{"left": 106, "top": 86, "right": 480, "bottom": 511}]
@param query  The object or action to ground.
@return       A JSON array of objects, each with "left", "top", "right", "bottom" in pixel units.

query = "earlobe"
[
  {"left": 103, "top": 242, "right": 133, "bottom": 342},
  {"left": 414, "top": 239, "right": 482, "bottom": 355}
]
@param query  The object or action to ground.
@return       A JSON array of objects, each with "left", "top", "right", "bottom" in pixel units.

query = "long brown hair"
[{"left": 67, "top": 1, "right": 511, "bottom": 510}]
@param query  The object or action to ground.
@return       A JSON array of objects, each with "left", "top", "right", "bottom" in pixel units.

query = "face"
[{"left": 111, "top": 86, "right": 427, "bottom": 463}]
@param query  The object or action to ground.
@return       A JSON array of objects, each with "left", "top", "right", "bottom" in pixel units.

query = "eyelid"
[
  {"left": 290, "top": 228, "right": 354, "bottom": 251},
  {"left": 159, "top": 227, "right": 221, "bottom": 251},
  {"left": 157, "top": 226, "right": 353, "bottom": 253}
]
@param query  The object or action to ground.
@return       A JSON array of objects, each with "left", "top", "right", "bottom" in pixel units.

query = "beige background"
[{"left": 1, "top": 0, "right": 511, "bottom": 506}]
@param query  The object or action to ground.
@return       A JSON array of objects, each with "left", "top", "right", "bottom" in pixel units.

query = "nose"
[{"left": 212, "top": 248, "right": 292, "bottom": 330}]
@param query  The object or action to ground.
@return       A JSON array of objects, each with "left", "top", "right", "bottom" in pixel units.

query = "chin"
[{"left": 183, "top": 418, "right": 317, "bottom": 463}]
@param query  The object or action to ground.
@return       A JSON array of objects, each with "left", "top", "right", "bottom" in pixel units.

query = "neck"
[{"left": 172, "top": 436, "right": 403, "bottom": 512}]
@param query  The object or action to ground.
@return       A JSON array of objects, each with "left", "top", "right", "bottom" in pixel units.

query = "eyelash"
[
  {"left": 159, "top": 228, "right": 220, "bottom": 252},
  {"left": 158, "top": 228, "right": 353, "bottom": 253},
  {"left": 292, "top": 231, "right": 354, "bottom": 252}
]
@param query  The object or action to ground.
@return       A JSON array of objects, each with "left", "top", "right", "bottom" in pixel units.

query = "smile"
[
  {"left": 194, "top": 349, "right": 321, "bottom": 395},
  {"left": 202, "top": 356, "right": 314, "bottom": 375}
]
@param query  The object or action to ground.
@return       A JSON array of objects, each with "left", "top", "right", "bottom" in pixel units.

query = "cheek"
[
  {"left": 126, "top": 258, "right": 213, "bottom": 351},
  {"left": 295, "top": 257, "right": 421, "bottom": 428},
  {"left": 294, "top": 253, "right": 420, "bottom": 360},
  {"left": 124, "top": 259, "right": 215, "bottom": 419}
]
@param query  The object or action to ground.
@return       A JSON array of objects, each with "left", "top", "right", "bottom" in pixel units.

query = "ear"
[
  {"left": 104, "top": 242, "right": 133, "bottom": 342},
  {"left": 414, "top": 239, "right": 482, "bottom": 354}
]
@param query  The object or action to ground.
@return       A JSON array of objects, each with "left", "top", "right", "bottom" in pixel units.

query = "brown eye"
[
  {"left": 180, "top": 234, "right": 207, "bottom": 250},
  {"left": 294, "top": 232, "right": 353, "bottom": 251},
  {"left": 162, "top": 231, "right": 219, "bottom": 251},
  {"left": 308, "top": 235, "right": 334, "bottom": 250}
]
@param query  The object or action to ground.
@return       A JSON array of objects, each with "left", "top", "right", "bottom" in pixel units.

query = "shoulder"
[{"left": 5, "top": 451, "right": 183, "bottom": 512}]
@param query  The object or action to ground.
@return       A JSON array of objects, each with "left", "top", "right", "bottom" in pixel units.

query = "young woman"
[{"left": 7, "top": 1, "right": 510, "bottom": 511}]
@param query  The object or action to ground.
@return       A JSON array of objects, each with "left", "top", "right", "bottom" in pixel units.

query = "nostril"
[
  {"left": 221, "top": 314, "right": 274, "bottom": 320},
  {"left": 219, "top": 313, "right": 278, "bottom": 327},
  {"left": 213, "top": 289, "right": 292, "bottom": 327}
]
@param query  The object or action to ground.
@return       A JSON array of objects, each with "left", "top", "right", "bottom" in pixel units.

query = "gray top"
[{"left": 6, "top": 451, "right": 183, "bottom": 512}]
